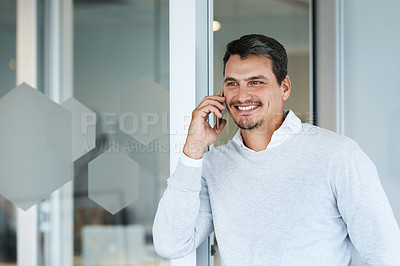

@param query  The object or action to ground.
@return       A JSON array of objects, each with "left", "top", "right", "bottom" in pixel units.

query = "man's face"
[{"left": 223, "top": 54, "right": 290, "bottom": 131}]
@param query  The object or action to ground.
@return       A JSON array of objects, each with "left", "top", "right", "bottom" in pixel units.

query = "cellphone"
[{"left": 216, "top": 90, "right": 226, "bottom": 130}]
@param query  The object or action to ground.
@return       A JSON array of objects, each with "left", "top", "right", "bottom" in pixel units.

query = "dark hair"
[{"left": 223, "top": 34, "right": 288, "bottom": 85}]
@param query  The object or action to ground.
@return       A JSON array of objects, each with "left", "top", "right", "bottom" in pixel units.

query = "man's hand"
[{"left": 183, "top": 91, "right": 227, "bottom": 159}]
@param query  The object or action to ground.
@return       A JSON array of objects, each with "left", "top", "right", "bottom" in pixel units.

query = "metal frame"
[
  {"left": 197, "top": 0, "right": 215, "bottom": 262},
  {"left": 335, "top": 0, "right": 344, "bottom": 134},
  {"left": 310, "top": 0, "right": 316, "bottom": 125},
  {"left": 41, "top": 0, "right": 74, "bottom": 265},
  {"left": 205, "top": 0, "right": 215, "bottom": 264},
  {"left": 315, "top": 0, "right": 340, "bottom": 132}
]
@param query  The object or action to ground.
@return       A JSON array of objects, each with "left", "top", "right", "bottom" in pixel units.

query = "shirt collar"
[{"left": 232, "top": 110, "right": 302, "bottom": 151}]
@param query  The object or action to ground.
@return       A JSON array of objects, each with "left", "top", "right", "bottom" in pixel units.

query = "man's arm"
[
  {"left": 152, "top": 153, "right": 213, "bottom": 259},
  {"left": 152, "top": 92, "right": 226, "bottom": 259},
  {"left": 336, "top": 141, "right": 400, "bottom": 265}
]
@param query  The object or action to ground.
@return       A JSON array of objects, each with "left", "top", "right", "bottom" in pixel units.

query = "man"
[{"left": 152, "top": 34, "right": 400, "bottom": 265}]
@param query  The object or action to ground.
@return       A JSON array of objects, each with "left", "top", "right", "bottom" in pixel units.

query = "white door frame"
[
  {"left": 169, "top": 0, "right": 214, "bottom": 265},
  {"left": 16, "top": 0, "right": 39, "bottom": 265},
  {"left": 315, "top": 0, "right": 343, "bottom": 132}
]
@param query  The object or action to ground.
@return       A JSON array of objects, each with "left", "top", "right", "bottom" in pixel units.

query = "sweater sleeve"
[
  {"left": 152, "top": 154, "right": 214, "bottom": 259},
  {"left": 335, "top": 143, "right": 400, "bottom": 265}
]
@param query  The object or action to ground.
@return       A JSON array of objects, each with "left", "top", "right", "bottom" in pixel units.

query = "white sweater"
[{"left": 153, "top": 110, "right": 400, "bottom": 265}]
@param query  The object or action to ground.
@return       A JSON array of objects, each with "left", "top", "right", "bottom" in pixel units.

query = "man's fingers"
[
  {"left": 197, "top": 99, "right": 226, "bottom": 111},
  {"left": 199, "top": 95, "right": 225, "bottom": 106},
  {"left": 197, "top": 105, "right": 222, "bottom": 119}
]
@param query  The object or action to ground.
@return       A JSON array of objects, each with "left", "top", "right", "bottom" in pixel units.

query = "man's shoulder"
[{"left": 299, "top": 123, "right": 362, "bottom": 156}]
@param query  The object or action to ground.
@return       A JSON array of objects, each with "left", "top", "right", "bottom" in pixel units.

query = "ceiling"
[
  {"left": 0, "top": 0, "right": 309, "bottom": 28},
  {"left": 73, "top": 0, "right": 309, "bottom": 26}
]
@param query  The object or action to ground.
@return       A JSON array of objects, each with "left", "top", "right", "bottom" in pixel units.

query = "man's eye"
[
  {"left": 227, "top": 82, "right": 237, "bottom": 86},
  {"left": 251, "top": 81, "right": 262, "bottom": 85}
]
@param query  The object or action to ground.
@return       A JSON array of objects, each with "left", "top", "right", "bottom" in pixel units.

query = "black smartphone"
[{"left": 216, "top": 90, "right": 226, "bottom": 130}]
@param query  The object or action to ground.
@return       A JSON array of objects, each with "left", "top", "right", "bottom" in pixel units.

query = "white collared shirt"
[{"left": 231, "top": 109, "right": 302, "bottom": 152}]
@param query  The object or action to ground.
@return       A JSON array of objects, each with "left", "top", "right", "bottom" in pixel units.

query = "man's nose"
[{"left": 236, "top": 84, "right": 252, "bottom": 102}]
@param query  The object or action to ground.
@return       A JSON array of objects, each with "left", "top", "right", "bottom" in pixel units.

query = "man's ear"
[{"left": 281, "top": 75, "right": 291, "bottom": 101}]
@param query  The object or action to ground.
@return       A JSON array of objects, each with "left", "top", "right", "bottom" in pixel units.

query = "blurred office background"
[
  {"left": 0, "top": 0, "right": 17, "bottom": 264},
  {"left": 0, "top": 0, "right": 399, "bottom": 265},
  {"left": 213, "top": 0, "right": 311, "bottom": 146}
]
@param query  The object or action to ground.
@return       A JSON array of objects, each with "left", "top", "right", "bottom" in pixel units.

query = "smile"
[{"left": 236, "top": 105, "right": 258, "bottom": 111}]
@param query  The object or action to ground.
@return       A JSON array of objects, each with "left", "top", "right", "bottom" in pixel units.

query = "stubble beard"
[
  {"left": 228, "top": 100, "right": 265, "bottom": 131},
  {"left": 234, "top": 115, "right": 265, "bottom": 130}
]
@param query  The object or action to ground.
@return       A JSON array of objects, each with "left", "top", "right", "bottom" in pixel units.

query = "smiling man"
[
  {"left": 222, "top": 52, "right": 291, "bottom": 151},
  {"left": 152, "top": 34, "right": 400, "bottom": 265}
]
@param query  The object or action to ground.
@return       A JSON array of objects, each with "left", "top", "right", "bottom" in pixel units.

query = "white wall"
[{"left": 342, "top": 0, "right": 400, "bottom": 264}]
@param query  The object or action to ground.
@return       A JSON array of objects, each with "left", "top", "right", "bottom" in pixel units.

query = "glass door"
[
  {"left": 71, "top": 0, "right": 170, "bottom": 265},
  {"left": 34, "top": 0, "right": 171, "bottom": 265}
]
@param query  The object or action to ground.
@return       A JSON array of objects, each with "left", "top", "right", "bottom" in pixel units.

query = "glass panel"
[
  {"left": 73, "top": 0, "right": 169, "bottom": 265},
  {"left": 213, "top": 0, "right": 311, "bottom": 264},
  {"left": 0, "top": 0, "right": 17, "bottom": 264}
]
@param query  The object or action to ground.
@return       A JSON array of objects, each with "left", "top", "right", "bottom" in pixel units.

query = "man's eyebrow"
[
  {"left": 244, "top": 75, "right": 269, "bottom": 81},
  {"left": 224, "top": 77, "right": 238, "bottom": 83},
  {"left": 224, "top": 75, "right": 269, "bottom": 83}
]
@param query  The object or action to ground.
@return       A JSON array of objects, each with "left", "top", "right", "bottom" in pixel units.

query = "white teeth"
[{"left": 237, "top": 105, "right": 258, "bottom": 111}]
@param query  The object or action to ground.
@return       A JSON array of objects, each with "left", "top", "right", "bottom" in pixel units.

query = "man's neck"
[{"left": 240, "top": 112, "right": 285, "bottom": 151}]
